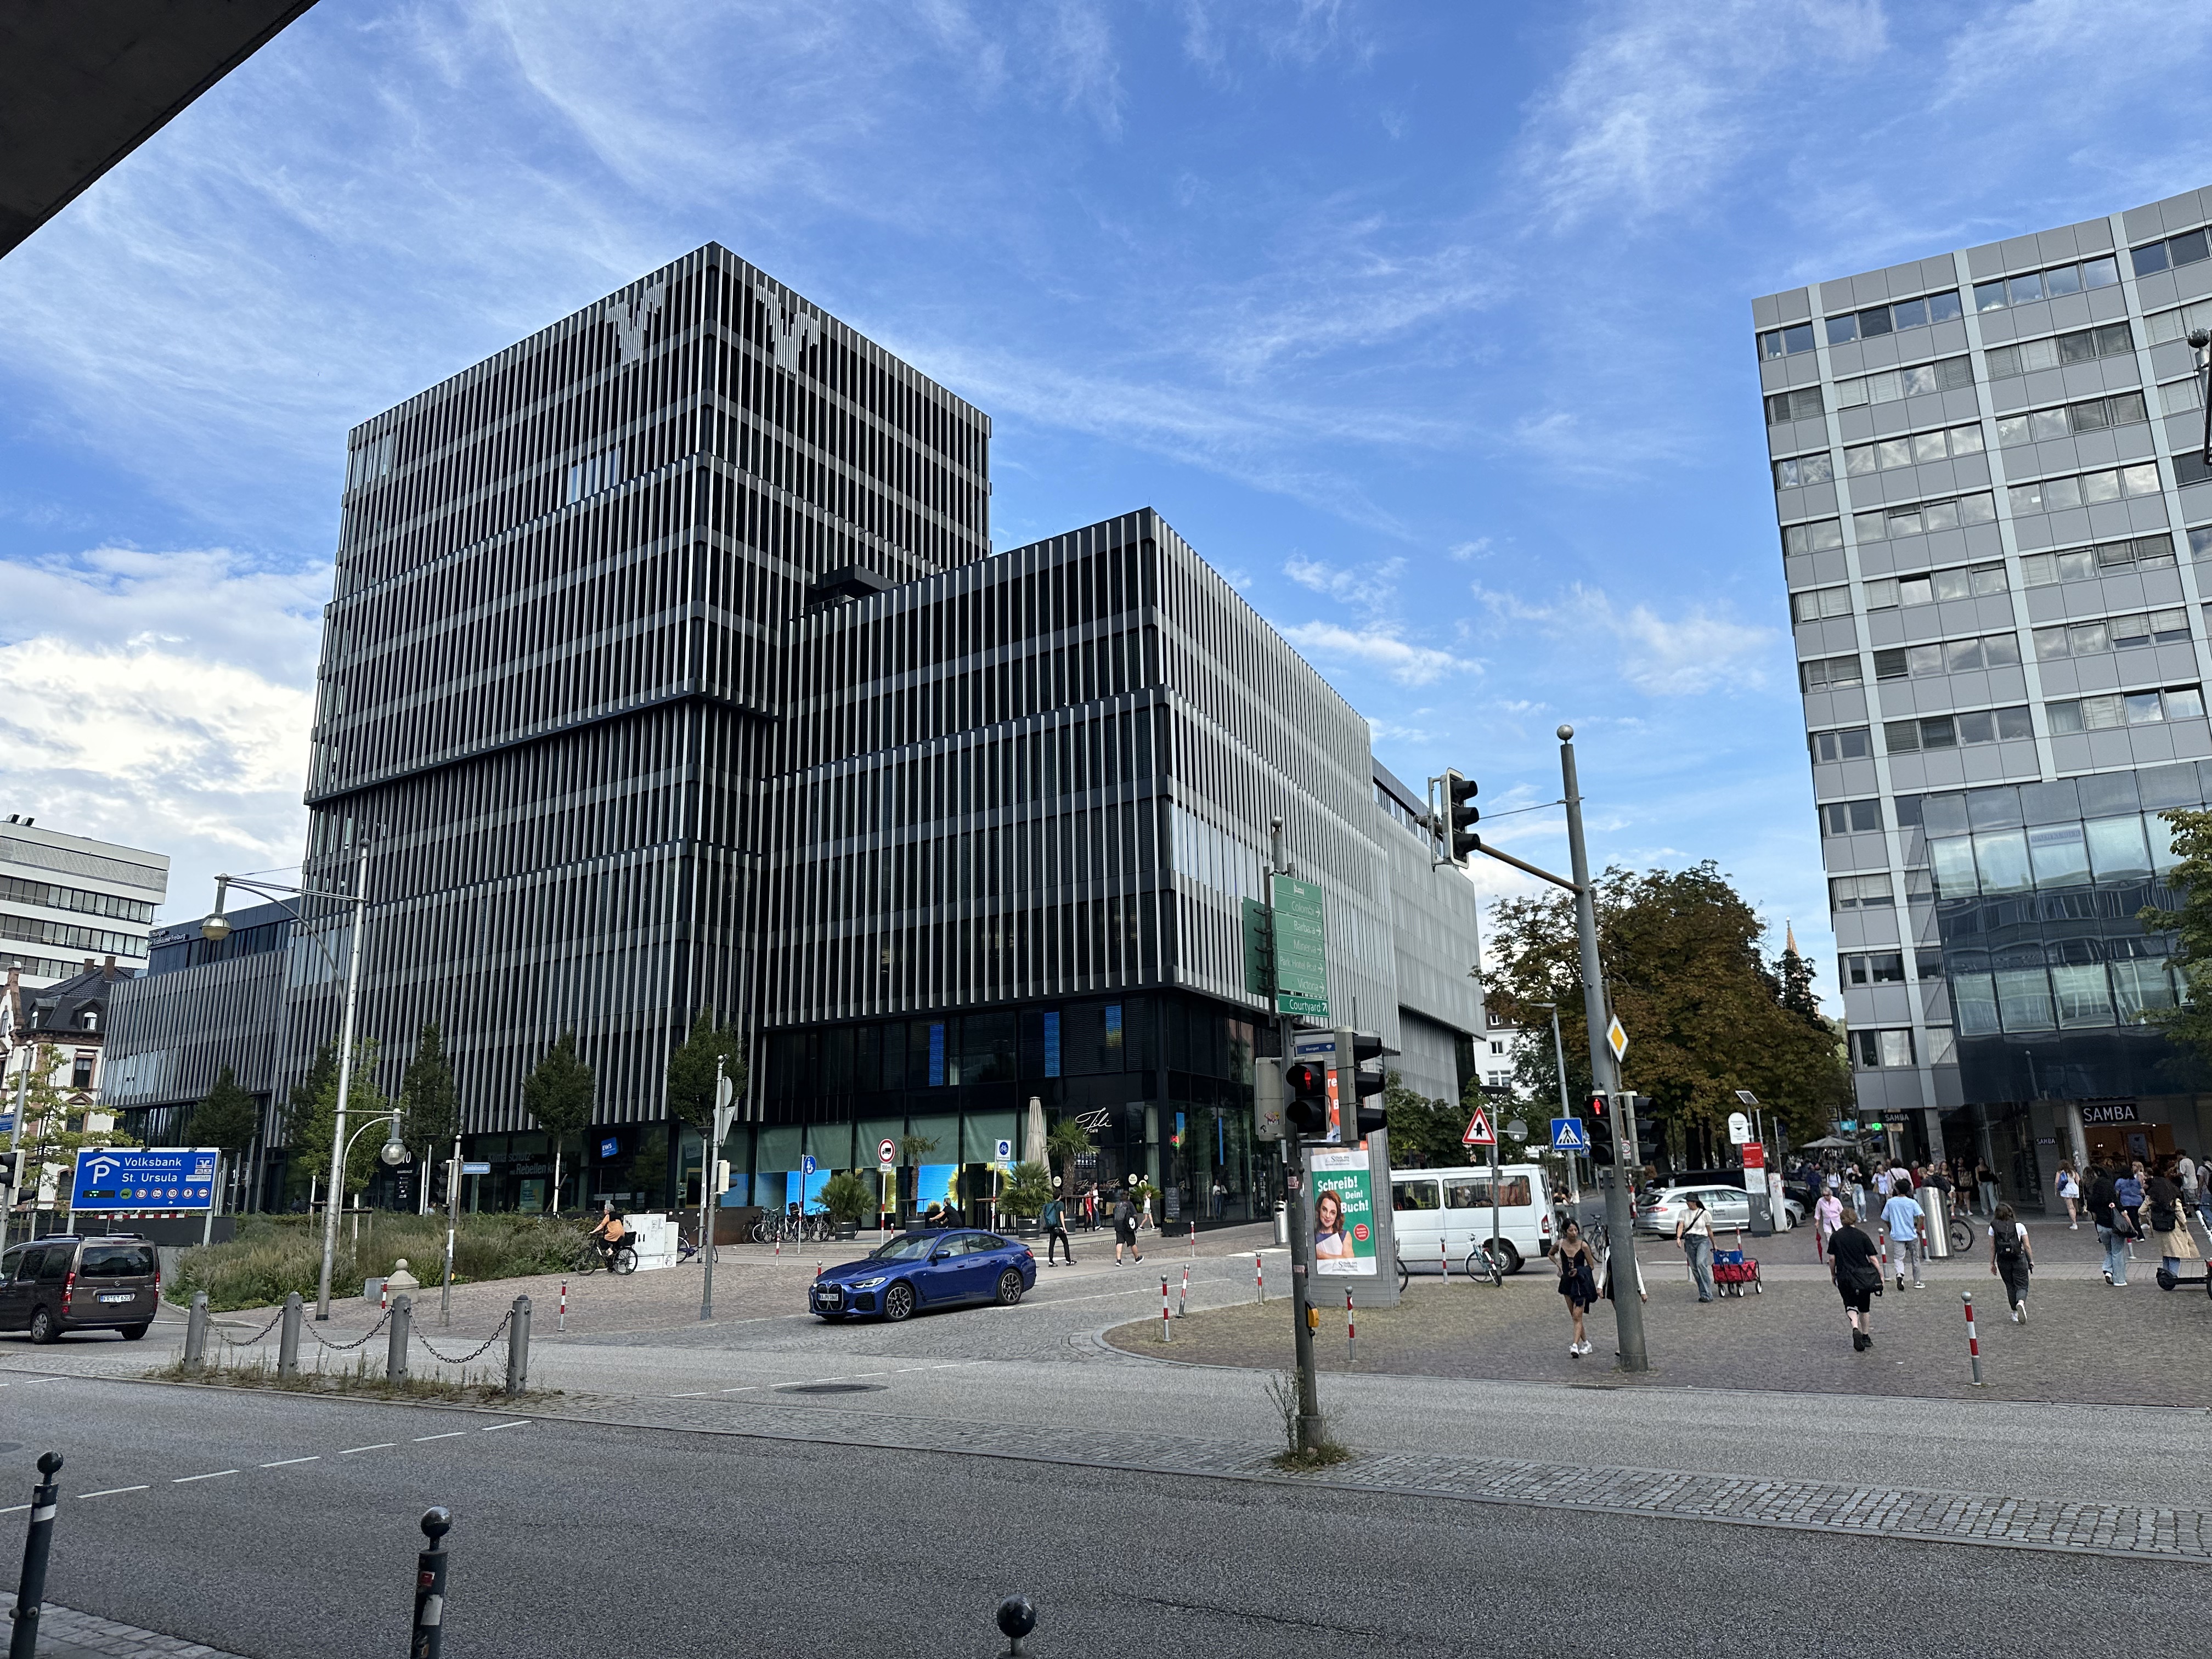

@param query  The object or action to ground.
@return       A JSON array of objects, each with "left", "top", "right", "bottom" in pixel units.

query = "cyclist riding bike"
[{"left": 589, "top": 1206, "right": 630, "bottom": 1268}]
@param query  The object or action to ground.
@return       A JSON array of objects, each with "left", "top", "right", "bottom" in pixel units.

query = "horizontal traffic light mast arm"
[{"left": 1472, "top": 840, "right": 1579, "bottom": 894}]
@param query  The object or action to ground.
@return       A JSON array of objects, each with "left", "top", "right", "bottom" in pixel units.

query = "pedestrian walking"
[
  {"left": 1112, "top": 1191, "right": 1143, "bottom": 1265},
  {"left": 2145, "top": 1158, "right": 2202, "bottom": 1280},
  {"left": 1848, "top": 1164, "right": 1870, "bottom": 1220},
  {"left": 1210, "top": 1178, "right": 1227, "bottom": 1219},
  {"left": 2117, "top": 1161, "right": 2147, "bottom": 1245},
  {"left": 1814, "top": 1186, "right": 1843, "bottom": 1260},
  {"left": 1675, "top": 1192, "right": 1716, "bottom": 1302},
  {"left": 1974, "top": 1157, "right": 1999, "bottom": 1219},
  {"left": 1827, "top": 1206, "right": 1883, "bottom": 1351},
  {"left": 2086, "top": 1163, "right": 2131, "bottom": 1286},
  {"left": 1042, "top": 1193, "right": 1074, "bottom": 1266},
  {"left": 1880, "top": 1183, "right": 1928, "bottom": 1289},
  {"left": 2056, "top": 1163, "right": 2082, "bottom": 1229},
  {"left": 2179, "top": 1151, "right": 2200, "bottom": 1223},
  {"left": 1988, "top": 1201, "right": 2033, "bottom": 1323},
  {"left": 1555, "top": 1220, "right": 1599, "bottom": 1356}
]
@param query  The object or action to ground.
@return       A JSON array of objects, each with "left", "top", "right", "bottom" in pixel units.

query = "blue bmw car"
[{"left": 809, "top": 1229, "right": 1036, "bottom": 1322}]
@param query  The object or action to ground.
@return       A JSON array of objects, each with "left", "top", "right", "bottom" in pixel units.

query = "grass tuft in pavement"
[
  {"left": 153, "top": 1350, "right": 553, "bottom": 1404},
  {"left": 1264, "top": 1369, "right": 1352, "bottom": 1469}
]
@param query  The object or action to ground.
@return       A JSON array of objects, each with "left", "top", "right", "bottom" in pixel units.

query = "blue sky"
[{"left": 7, "top": 0, "right": 2212, "bottom": 1013}]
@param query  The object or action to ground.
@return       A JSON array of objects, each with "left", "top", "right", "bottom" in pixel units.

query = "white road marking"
[
  {"left": 479, "top": 1421, "right": 529, "bottom": 1431},
  {"left": 79, "top": 1486, "right": 149, "bottom": 1499},
  {"left": 413, "top": 1431, "right": 470, "bottom": 1442},
  {"left": 0, "top": 1504, "right": 26, "bottom": 1515},
  {"left": 261, "top": 1457, "right": 320, "bottom": 1468},
  {"left": 339, "top": 1443, "right": 397, "bottom": 1455},
  {"left": 718, "top": 1386, "right": 757, "bottom": 1393},
  {"left": 669, "top": 1390, "right": 714, "bottom": 1397},
  {"left": 173, "top": 1470, "right": 238, "bottom": 1483}
]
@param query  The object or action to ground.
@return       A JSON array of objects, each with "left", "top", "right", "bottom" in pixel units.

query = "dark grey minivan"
[{"left": 0, "top": 1235, "right": 160, "bottom": 1342}]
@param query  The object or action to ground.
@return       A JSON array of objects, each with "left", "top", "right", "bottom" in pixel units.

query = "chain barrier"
[
  {"left": 213, "top": 1305, "right": 289, "bottom": 1348},
  {"left": 303, "top": 1309, "right": 391, "bottom": 1352},
  {"left": 411, "top": 1310, "right": 513, "bottom": 1367}
]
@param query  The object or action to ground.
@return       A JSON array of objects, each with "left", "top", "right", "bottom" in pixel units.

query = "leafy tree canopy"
[
  {"left": 283, "top": 1038, "right": 394, "bottom": 1198},
  {"left": 189, "top": 1064, "right": 261, "bottom": 1155},
  {"left": 2138, "top": 807, "right": 2212, "bottom": 1084},
  {"left": 666, "top": 1009, "right": 744, "bottom": 1132},
  {"left": 1485, "top": 862, "right": 1852, "bottom": 1156},
  {"left": 523, "top": 1031, "right": 596, "bottom": 1156},
  {"left": 400, "top": 1022, "right": 459, "bottom": 1165}
]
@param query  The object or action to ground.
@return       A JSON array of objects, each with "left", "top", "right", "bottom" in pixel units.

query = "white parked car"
[{"left": 1634, "top": 1183, "right": 1803, "bottom": 1236}]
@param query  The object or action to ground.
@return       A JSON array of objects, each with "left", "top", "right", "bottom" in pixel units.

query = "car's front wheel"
[
  {"left": 29, "top": 1308, "right": 57, "bottom": 1345},
  {"left": 995, "top": 1268, "right": 1024, "bottom": 1306},
  {"left": 882, "top": 1282, "right": 916, "bottom": 1322}
]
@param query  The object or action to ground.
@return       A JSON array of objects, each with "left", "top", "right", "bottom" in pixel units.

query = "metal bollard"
[
  {"left": 410, "top": 1506, "right": 451, "bottom": 1658},
  {"left": 278, "top": 1292, "right": 303, "bottom": 1379},
  {"left": 1347, "top": 1288, "right": 1356, "bottom": 1364},
  {"left": 505, "top": 1295, "right": 531, "bottom": 1397},
  {"left": 8, "top": 1451, "right": 63, "bottom": 1659},
  {"left": 1440, "top": 1233, "right": 1448, "bottom": 1281},
  {"left": 1177, "top": 1265, "right": 1188, "bottom": 1318},
  {"left": 995, "top": 1594, "right": 1036, "bottom": 1658},
  {"left": 557, "top": 1279, "right": 567, "bottom": 1334},
  {"left": 387, "top": 1294, "right": 412, "bottom": 1384},
  {"left": 1159, "top": 1276, "right": 1171, "bottom": 1343},
  {"left": 182, "top": 1290, "right": 209, "bottom": 1373},
  {"left": 1255, "top": 1251, "right": 1263, "bottom": 1304},
  {"left": 1962, "top": 1290, "right": 1984, "bottom": 1387}
]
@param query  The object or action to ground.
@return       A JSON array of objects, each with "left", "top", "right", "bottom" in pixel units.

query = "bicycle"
[
  {"left": 578, "top": 1237, "right": 637, "bottom": 1275},
  {"left": 1463, "top": 1242, "right": 1506, "bottom": 1286}
]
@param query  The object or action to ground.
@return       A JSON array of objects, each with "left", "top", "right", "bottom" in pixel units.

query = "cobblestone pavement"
[
  {"left": 470, "top": 1386, "right": 2212, "bottom": 1563},
  {"left": 1105, "top": 1233, "right": 2212, "bottom": 1405},
  {"left": 22, "top": 1604, "right": 246, "bottom": 1657}
]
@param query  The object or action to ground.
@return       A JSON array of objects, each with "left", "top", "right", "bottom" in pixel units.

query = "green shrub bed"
[{"left": 167, "top": 1211, "right": 595, "bottom": 1311}]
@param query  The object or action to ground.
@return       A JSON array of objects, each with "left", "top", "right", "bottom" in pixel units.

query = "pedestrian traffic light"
[
  {"left": 1584, "top": 1093, "right": 1615, "bottom": 1165},
  {"left": 1446, "top": 770, "right": 1481, "bottom": 864},
  {"left": 1347, "top": 1031, "right": 1389, "bottom": 1138},
  {"left": 1253, "top": 1056, "right": 1286, "bottom": 1142},
  {"left": 1285, "top": 1060, "right": 1330, "bottom": 1136}
]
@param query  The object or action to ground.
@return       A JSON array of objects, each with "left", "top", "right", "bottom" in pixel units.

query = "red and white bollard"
[
  {"left": 1177, "top": 1265, "right": 1189, "bottom": 1318},
  {"left": 1255, "top": 1252, "right": 1264, "bottom": 1304},
  {"left": 1878, "top": 1228, "right": 1891, "bottom": 1283},
  {"left": 1160, "top": 1277, "right": 1172, "bottom": 1344},
  {"left": 815, "top": 1260, "right": 823, "bottom": 1280},
  {"left": 557, "top": 1280, "right": 567, "bottom": 1334},
  {"left": 1439, "top": 1234, "right": 1448, "bottom": 1282},
  {"left": 1346, "top": 1288, "right": 1356, "bottom": 1364},
  {"left": 380, "top": 1279, "right": 390, "bottom": 1313},
  {"left": 1961, "top": 1290, "right": 1984, "bottom": 1386}
]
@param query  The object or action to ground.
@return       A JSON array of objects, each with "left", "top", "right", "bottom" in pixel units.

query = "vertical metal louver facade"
[{"left": 295, "top": 244, "right": 991, "bottom": 1135}]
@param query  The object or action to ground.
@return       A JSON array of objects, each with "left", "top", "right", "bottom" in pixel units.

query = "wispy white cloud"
[
  {"left": 1514, "top": 0, "right": 1887, "bottom": 229},
  {"left": 1284, "top": 554, "right": 1404, "bottom": 613},
  {"left": 1279, "top": 620, "right": 1475, "bottom": 686},
  {"left": 0, "top": 548, "right": 323, "bottom": 915},
  {"left": 1476, "top": 583, "right": 1777, "bottom": 696}
]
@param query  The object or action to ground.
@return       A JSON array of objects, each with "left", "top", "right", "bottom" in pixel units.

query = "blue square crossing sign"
[{"left": 1549, "top": 1118, "right": 1589, "bottom": 1152}]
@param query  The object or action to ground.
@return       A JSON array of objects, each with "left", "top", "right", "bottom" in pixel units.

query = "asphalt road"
[{"left": 4, "top": 1377, "right": 2205, "bottom": 1659}]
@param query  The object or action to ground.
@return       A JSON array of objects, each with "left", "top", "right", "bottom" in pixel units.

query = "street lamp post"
[
  {"left": 200, "top": 836, "right": 374, "bottom": 1321},
  {"left": 1524, "top": 1001, "right": 1579, "bottom": 1206}
]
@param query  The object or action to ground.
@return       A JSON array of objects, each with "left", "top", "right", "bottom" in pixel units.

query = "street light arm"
[{"left": 202, "top": 873, "right": 361, "bottom": 980}]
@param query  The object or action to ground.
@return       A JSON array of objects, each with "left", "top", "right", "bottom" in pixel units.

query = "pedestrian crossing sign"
[{"left": 1550, "top": 1117, "right": 1589, "bottom": 1152}]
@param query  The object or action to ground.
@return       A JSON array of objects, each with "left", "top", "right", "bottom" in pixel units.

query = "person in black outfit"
[
  {"left": 1826, "top": 1207, "right": 1883, "bottom": 1351},
  {"left": 2084, "top": 1163, "right": 2129, "bottom": 1286}
]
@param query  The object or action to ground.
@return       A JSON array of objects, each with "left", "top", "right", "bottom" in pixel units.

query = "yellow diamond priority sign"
[{"left": 1605, "top": 1015, "right": 1628, "bottom": 1063}]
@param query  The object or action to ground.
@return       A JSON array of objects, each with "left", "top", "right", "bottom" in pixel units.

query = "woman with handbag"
[
  {"left": 1674, "top": 1192, "right": 1716, "bottom": 1303},
  {"left": 2056, "top": 1163, "right": 2081, "bottom": 1229},
  {"left": 2145, "top": 1158, "right": 2202, "bottom": 1280},
  {"left": 1827, "top": 1207, "right": 1883, "bottom": 1351},
  {"left": 1555, "top": 1219, "right": 1600, "bottom": 1357},
  {"left": 2085, "top": 1163, "right": 2131, "bottom": 1286}
]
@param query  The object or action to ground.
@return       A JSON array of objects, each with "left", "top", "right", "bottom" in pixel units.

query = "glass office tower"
[{"left": 1759, "top": 185, "right": 2212, "bottom": 1199}]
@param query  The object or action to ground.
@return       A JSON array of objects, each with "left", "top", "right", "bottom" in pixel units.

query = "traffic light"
[
  {"left": 1626, "top": 1095, "right": 1663, "bottom": 1169},
  {"left": 1583, "top": 1093, "right": 1616, "bottom": 1165},
  {"left": 1347, "top": 1031, "right": 1388, "bottom": 1139},
  {"left": 1253, "top": 1056, "right": 1285, "bottom": 1142},
  {"left": 1446, "top": 771, "right": 1481, "bottom": 864},
  {"left": 1285, "top": 1060, "right": 1330, "bottom": 1136}
]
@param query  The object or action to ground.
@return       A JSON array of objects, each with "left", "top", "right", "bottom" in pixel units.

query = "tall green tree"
[
  {"left": 1382, "top": 1073, "right": 1476, "bottom": 1169},
  {"left": 1045, "top": 1117, "right": 1092, "bottom": 1191},
  {"left": 399, "top": 1022, "right": 459, "bottom": 1211},
  {"left": 283, "top": 1039, "right": 393, "bottom": 1201},
  {"left": 524, "top": 1030, "right": 595, "bottom": 1211},
  {"left": 1487, "top": 862, "right": 1853, "bottom": 1162},
  {"left": 2138, "top": 806, "right": 2212, "bottom": 1082},
  {"left": 666, "top": 1008, "right": 745, "bottom": 1131},
  {"left": 189, "top": 1064, "right": 261, "bottom": 1155}
]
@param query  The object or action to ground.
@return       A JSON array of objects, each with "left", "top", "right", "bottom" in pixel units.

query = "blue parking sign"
[{"left": 72, "top": 1147, "right": 220, "bottom": 1212}]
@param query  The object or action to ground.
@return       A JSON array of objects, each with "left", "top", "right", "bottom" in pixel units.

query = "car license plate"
[
  {"left": 98, "top": 1293, "right": 135, "bottom": 1304},
  {"left": 815, "top": 1289, "right": 841, "bottom": 1306}
]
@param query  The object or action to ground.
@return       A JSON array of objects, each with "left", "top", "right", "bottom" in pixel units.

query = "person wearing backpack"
[
  {"left": 2145, "top": 1158, "right": 2201, "bottom": 1280},
  {"left": 2085, "top": 1163, "right": 2130, "bottom": 1286},
  {"left": 1987, "top": 1201, "right": 2033, "bottom": 1323},
  {"left": 1041, "top": 1193, "right": 1074, "bottom": 1266}
]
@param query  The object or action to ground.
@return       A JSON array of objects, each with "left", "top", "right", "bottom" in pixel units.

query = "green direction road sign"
[
  {"left": 1241, "top": 897, "right": 1274, "bottom": 997},
  {"left": 1269, "top": 873, "right": 1329, "bottom": 1019}
]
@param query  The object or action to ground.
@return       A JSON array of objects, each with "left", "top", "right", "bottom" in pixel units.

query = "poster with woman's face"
[{"left": 1310, "top": 1149, "right": 1376, "bottom": 1274}]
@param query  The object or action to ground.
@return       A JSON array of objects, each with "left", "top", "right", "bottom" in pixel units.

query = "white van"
[{"left": 1390, "top": 1164, "right": 1554, "bottom": 1274}]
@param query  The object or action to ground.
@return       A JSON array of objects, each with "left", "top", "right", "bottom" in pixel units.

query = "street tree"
[
  {"left": 1382, "top": 1073, "right": 1475, "bottom": 1169},
  {"left": 523, "top": 1030, "right": 595, "bottom": 1212},
  {"left": 399, "top": 1022, "right": 458, "bottom": 1212},
  {"left": 189, "top": 1065, "right": 261, "bottom": 1155},
  {"left": 2138, "top": 806, "right": 2212, "bottom": 1082},
  {"left": 283, "top": 1038, "right": 393, "bottom": 1203},
  {"left": 1045, "top": 1116, "right": 1092, "bottom": 1190},
  {"left": 1486, "top": 861, "right": 1852, "bottom": 1163},
  {"left": 667, "top": 1009, "right": 745, "bottom": 1131}
]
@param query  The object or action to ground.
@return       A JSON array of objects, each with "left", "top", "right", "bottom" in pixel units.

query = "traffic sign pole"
[{"left": 1562, "top": 726, "right": 1646, "bottom": 1373}]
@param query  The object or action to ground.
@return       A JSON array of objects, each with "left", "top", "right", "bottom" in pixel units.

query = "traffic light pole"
[
  {"left": 1560, "top": 725, "right": 1646, "bottom": 1373},
  {"left": 1270, "top": 817, "right": 1324, "bottom": 1453}
]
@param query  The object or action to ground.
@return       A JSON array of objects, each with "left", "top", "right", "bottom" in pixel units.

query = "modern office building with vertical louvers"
[
  {"left": 1758, "top": 185, "right": 2212, "bottom": 1199},
  {"left": 108, "top": 247, "right": 1483, "bottom": 1215}
]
